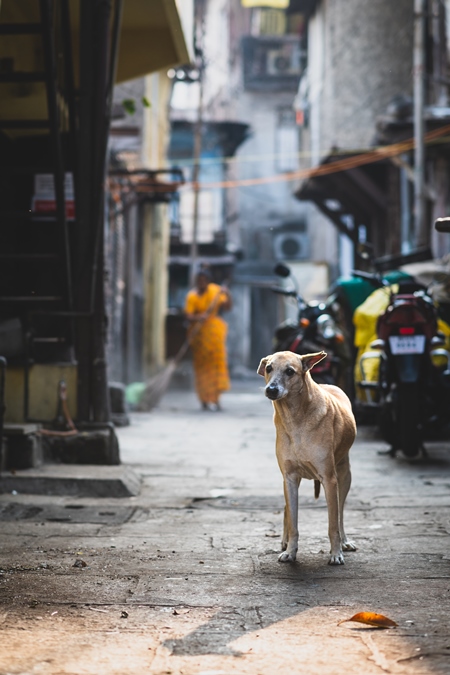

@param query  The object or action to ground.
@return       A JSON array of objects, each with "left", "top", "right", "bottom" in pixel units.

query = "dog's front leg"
[
  {"left": 279, "top": 474, "right": 300, "bottom": 563},
  {"left": 322, "top": 473, "right": 344, "bottom": 565}
]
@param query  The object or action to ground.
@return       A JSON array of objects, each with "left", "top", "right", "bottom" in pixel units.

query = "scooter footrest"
[{"left": 358, "top": 381, "right": 379, "bottom": 389}]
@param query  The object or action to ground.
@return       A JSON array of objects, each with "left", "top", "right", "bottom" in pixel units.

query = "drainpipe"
[
  {"left": 189, "top": 0, "right": 206, "bottom": 287},
  {"left": 413, "top": 0, "right": 426, "bottom": 248},
  {"left": 189, "top": 71, "right": 203, "bottom": 287}
]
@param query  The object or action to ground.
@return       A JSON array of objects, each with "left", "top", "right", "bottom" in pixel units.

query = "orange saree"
[{"left": 184, "top": 283, "right": 230, "bottom": 405}]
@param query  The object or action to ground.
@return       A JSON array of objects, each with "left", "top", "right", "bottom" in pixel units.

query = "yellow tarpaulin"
[{"left": 353, "top": 286, "right": 393, "bottom": 402}]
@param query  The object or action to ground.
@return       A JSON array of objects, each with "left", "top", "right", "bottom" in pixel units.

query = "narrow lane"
[{"left": 0, "top": 379, "right": 449, "bottom": 674}]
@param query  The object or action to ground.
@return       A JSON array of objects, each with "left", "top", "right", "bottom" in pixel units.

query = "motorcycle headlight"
[{"left": 316, "top": 314, "right": 337, "bottom": 340}]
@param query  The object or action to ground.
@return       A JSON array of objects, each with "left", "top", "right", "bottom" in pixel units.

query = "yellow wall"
[
  {"left": 141, "top": 71, "right": 173, "bottom": 374},
  {"left": 142, "top": 202, "right": 170, "bottom": 374}
]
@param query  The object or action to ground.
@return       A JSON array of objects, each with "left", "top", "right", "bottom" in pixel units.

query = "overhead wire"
[
  {"left": 178, "top": 122, "right": 450, "bottom": 191},
  {"left": 109, "top": 124, "right": 450, "bottom": 194}
]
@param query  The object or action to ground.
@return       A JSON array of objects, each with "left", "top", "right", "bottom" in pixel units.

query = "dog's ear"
[
  {"left": 301, "top": 351, "right": 327, "bottom": 372},
  {"left": 257, "top": 356, "right": 271, "bottom": 376}
]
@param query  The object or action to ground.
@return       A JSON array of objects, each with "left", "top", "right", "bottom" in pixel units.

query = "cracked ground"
[{"left": 0, "top": 381, "right": 449, "bottom": 674}]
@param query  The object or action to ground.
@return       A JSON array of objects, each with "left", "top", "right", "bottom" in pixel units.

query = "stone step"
[{"left": 0, "top": 464, "right": 140, "bottom": 498}]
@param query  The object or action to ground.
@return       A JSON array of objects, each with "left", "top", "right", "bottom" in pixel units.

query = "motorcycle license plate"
[{"left": 389, "top": 335, "right": 426, "bottom": 354}]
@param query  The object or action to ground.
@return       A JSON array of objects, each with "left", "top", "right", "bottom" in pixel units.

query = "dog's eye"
[
  {"left": 285, "top": 367, "right": 295, "bottom": 376},
  {"left": 266, "top": 364, "right": 273, "bottom": 373}
]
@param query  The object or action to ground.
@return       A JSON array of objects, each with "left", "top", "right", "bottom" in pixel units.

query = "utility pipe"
[{"left": 413, "top": 0, "right": 426, "bottom": 248}]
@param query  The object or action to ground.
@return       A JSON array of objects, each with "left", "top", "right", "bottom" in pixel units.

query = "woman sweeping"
[{"left": 184, "top": 268, "right": 232, "bottom": 411}]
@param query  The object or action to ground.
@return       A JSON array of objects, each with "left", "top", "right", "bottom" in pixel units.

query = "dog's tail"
[{"left": 314, "top": 480, "right": 321, "bottom": 499}]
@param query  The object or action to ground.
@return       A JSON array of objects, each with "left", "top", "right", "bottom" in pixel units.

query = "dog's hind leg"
[
  {"left": 281, "top": 504, "right": 288, "bottom": 551},
  {"left": 279, "top": 474, "right": 300, "bottom": 563},
  {"left": 322, "top": 472, "right": 344, "bottom": 565},
  {"left": 337, "top": 457, "right": 356, "bottom": 552}
]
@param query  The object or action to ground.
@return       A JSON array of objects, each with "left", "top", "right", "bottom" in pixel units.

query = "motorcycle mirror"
[
  {"left": 435, "top": 217, "right": 450, "bottom": 233},
  {"left": 273, "top": 262, "right": 291, "bottom": 278}
]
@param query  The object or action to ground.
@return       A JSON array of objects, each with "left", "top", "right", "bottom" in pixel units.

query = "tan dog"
[{"left": 258, "top": 350, "right": 356, "bottom": 565}]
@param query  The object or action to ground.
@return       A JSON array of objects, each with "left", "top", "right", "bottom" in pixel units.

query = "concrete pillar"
[{"left": 142, "top": 202, "right": 170, "bottom": 376}]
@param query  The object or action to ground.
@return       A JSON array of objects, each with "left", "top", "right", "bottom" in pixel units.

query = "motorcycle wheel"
[
  {"left": 398, "top": 383, "right": 421, "bottom": 458},
  {"left": 379, "top": 392, "right": 397, "bottom": 447}
]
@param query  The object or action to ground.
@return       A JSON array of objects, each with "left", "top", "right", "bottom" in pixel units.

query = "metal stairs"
[{"left": 0, "top": 0, "right": 78, "bottom": 424}]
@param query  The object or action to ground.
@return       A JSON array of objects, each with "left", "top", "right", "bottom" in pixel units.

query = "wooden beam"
[
  {"left": 345, "top": 167, "right": 387, "bottom": 210},
  {"left": 309, "top": 198, "right": 356, "bottom": 241}
]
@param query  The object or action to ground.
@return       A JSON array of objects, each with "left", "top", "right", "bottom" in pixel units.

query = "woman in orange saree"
[{"left": 184, "top": 270, "right": 232, "bottom": 410}]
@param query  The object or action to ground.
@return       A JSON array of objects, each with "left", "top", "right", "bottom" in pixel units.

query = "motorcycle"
[
  {"left": 354, "top": 270, "right": 450, "bottom": 458},
  {"left": 271, "top": 263, "right": 350, "bottom": 387}
]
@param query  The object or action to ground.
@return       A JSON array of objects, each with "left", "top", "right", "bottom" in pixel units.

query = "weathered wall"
[
  {"left": 298, "top": 0, "right": 414, "bottom": 274},
  {"left": 307, "top": 0, "right": 414, "bottom": 159}
]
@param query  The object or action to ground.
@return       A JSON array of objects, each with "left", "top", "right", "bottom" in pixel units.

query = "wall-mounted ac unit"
[
  {"left": 273, "top": 232, "right": 309, "bottom": 260},
  {"left": 267, "top": 44, "right": 301, "bottom": 76}
]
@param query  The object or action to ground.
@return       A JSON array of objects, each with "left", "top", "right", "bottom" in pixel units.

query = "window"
[{"left": 276, "top": 107, "right": 298, "bottom": 172}]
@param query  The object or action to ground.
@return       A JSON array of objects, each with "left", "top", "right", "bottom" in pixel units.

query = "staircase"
[
  {"left": 0, "top": 0, "right": 75, "bottom": 378},
  {"left": 0, "top": 0, "right": 77, "bottom": 422}
]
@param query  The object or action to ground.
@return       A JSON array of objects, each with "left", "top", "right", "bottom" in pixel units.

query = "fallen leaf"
[{"left": 338, "top": 611, "right": 398, "bottom": 628}]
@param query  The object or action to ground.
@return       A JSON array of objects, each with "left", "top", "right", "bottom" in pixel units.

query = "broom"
[{"left": 137, "top": 284, "right": 228, "bottom": 411}]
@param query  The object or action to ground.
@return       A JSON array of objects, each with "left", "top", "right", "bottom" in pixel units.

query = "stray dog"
[{"left": 258, "top": 350, "right": 356, "bottom": 565}]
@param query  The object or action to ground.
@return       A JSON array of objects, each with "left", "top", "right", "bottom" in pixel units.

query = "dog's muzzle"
[{"left": 265, "top": 384, "right": 280, "bottom": 400}]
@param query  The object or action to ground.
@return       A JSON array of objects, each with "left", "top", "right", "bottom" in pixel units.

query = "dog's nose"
[{"left": 265, "top": 384, "right": 279, "bottom": 400}]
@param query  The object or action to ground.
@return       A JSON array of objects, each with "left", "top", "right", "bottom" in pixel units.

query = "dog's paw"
[
  {"left": 342, "top": 540, "right": 357, "bottom": 551},
  {"left": 328, "top": 552, "right": 345, "bottom": 565},
  {"left": 281, "top": 541, "right": 288, "bottom": 551},
  {"left": 278, "top": 551, "right": 296, "bottom": 563}
]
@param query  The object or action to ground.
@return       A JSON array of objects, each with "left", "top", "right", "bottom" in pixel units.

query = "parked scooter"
[
  {"left": 354, "top": 270, "right": 450, "bottom": 457},
  {"left": 271, "top": 263, "right": 350, "bottom": 386}
]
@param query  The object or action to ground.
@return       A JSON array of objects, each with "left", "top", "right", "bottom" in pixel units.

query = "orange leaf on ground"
[{"left": 338, "top": 612, "right": 398, "bottom": 628}]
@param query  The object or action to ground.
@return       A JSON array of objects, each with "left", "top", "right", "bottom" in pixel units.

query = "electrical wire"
[{"left": 178, "top": 122, "right": 450, "bottom": 190}]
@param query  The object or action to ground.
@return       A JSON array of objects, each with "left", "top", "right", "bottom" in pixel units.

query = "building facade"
[
  {"left": 295, "top": 0, "right": 450, "bottom": 269},
  {"left": 169, "top": 0, "right": 335, "bottom": 370}
]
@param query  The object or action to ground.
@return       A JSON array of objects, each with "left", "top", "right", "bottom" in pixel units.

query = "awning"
[
  {"left": 169, "top": 121, "right": 251, "bottom": 161},
  {"left": 115, "top": 0, "right": 193, "bottom": 82},
  {"left": 0, "top": 0, "right": 192, "bottom": 133},
  {"left": 295, "top": 153, "right": 389, "bottom": 243}
]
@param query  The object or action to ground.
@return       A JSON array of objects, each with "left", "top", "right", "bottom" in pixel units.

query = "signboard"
[{"left": 31, "top": 173, "right": 75, "bottom": 219}]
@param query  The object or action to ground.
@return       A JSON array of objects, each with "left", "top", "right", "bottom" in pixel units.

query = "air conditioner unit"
[
  {"left": 266, "top": 44, "right": 302, "bottom": 76},
  {"left": 273, "top": 232, "right": 309, "bottom": 260}
]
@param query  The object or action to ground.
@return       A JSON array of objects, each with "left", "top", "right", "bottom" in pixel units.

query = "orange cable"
[
  {"left": 180, "top": 122, "right": 450, "bottom": 191},
  {"left": 107, "top": 123, "right": 450, "bottom": 193}
]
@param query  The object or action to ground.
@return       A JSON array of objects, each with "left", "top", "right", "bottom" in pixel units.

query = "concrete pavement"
[{"left": 0, "top": 377, "right": 449, "bottom": 674}]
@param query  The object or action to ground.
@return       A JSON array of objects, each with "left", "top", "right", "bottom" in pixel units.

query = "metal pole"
[
  {"left": 189, "top": 0, "right": 206, "bottom": 287},
  {"left": 0, "top": 357, "right": 6, "bottom": 477},
  {"left": 40, "top": 0, "right": 73, "bottom": 312},
  {"left": 189, "top": 71, "right": 204, "bottom": 287},
  {"left": 413, "top": 0, "right": 426, "bottom": 248}
]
